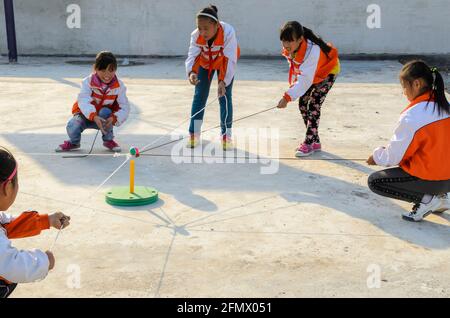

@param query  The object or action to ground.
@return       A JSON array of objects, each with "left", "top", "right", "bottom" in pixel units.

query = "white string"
[
  {"left": 139, "top": 97, "right": 219, "bottom": 153},
  {"left": 15, "top": 103, "right": 278, "bottom": 159},
  {"left": 48, "top": 155, "right": 131, "bottom": 251},
  {"left": 37, "top": 92, "right": 270, "bottom": 250},
  {"left": 44, "top": 86, "right": 274, "bottom": 252},
  {"left": 48, "top": 94, "right": 225, "bottom": 249},
  {"left": 91, "top": 155, "right": 131, "bottom": 194},
  {"left": 49, "top": 224, "right": 63, "bottom": 252},
  {"left": 222, "top": 94, "right": 230, "bottom": 139},
  {"left": 48, "top": 95, "right": 220, "bottom": 249},
  {"left": 15, "top": 152, "right": 122, "bottom": 157}
]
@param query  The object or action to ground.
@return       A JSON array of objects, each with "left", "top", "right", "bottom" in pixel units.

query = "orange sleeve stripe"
[
  {"left": 4, "top": 211, "right": 50, "bottom": 239},
  {"left": 283, "top": 93, "right": 292, "bottom": 102},
  {"left": 0, "top": 276, "right": 12, "bottom": 284},
  {"left": 72, "top": 102, "right": 80, "bottom": 115},
  {"left": 92, "top": 93, "right": 117, "bottom": 100},
  {"left": 192, "top": 56, "right": 202, "bottom": 75},
  {"left": 88, "top": 112, "right": 97, "bottom": 121},
  {"left": 218, "top": 56, "right": 228, "bottom": 82}
]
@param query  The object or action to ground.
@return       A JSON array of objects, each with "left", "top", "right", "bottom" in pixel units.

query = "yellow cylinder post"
[{"left": 130, "top": 159, "right": 135, "bottom": 193}]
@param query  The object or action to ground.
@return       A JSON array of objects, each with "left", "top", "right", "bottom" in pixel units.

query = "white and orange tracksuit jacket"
[
  {"left": 185, "top": 21, "right": 240, "bottom": 87},
  {"left": 0, "top": 211, "right": 50, "bottom": 284},
  {"left": 373, "top": 92, "right": 450, "bottom": 181},
  {"left": 72, "top": 74, "right": 130, "bottom": 126},
  {"left": 283, "top": 39, "right": 340, "bottom": 102}
]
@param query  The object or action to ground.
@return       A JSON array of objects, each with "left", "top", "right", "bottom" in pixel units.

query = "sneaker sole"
[
  {"left": 295, "top": 149, "right": 321, "bottom": 158},
  {"left": 434, "top": 207, "right": 448, "bottom": 213},
  {"left": 103, "top": 147, "right": 121, "bottom": 152},
  {"left": 402, "top": 210, "right": 433, "bottom": 222},
  {"left": 55, "top": 147, "right": 80, "bottom": 153},
  {"left": 222, "top": 144, "right": 234, "bottom": 151}
]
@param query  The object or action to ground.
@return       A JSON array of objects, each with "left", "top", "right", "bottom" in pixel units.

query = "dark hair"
[
  {"left": 0, "top": 147, "right": 17, "bottom": 187},
  {"left": 280, "top": 21, "right": 332, "bottom": 55},
  {"left": 400, "top": 60, "right": 450, "bottom": 116},
  {"left": 197, "top": 5, "right": 219, "bottom": 23},
  {"left": 94, "top": 51, "right": 117, "bottom": 71}
]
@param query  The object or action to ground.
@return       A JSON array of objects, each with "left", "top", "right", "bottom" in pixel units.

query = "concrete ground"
[{"left": 0, "top": 56, "right": 449, "bottom": 298}]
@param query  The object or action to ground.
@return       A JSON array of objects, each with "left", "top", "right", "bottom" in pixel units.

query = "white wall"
[{"left": 1, "top": 0, "right": 449, "bottom": 56}]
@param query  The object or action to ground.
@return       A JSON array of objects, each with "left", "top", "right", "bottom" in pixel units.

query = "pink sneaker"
[
  {"left": 311, "top": 142, "right": 322, "bottom": 152},
  {"left": 295, "top": 142, "right": 322, "bottom": 157},
  {"left": 55, "top": 140, "right": 80, "bottom": 152},
  {"left": 103, "top": 140, "right": 121, "bottom": 152}
]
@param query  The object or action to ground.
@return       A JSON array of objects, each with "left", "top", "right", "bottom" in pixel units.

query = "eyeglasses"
[{"left": 1, "top": 164, "right": 17, "bottom": 189}]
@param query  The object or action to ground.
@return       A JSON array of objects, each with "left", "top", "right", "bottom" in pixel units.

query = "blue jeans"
[
  {"left": 189, "top": 66, "right": 234, "bottom": 136},
  {"left": 67, "top": 107, "right": 114, "bottom": 145}
]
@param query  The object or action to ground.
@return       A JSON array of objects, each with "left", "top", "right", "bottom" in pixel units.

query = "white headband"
[{"left": 197, "top": 13, "right": 218, "bottom": 22}]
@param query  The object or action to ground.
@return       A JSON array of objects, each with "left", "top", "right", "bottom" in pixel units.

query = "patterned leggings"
[{"left": 298, "top": 74, "right": 336, "bottom": 145}]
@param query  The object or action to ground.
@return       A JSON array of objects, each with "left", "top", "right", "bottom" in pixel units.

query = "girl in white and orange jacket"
[
  {"left": 55, "top": 51, "right": 130, "bottom": 153},
  {"left": 367, "top": 60, "right": 450, "bottom": 222},
  {"left": 0, "top": 147, "right": 70, "bottom": 297},
  {"left": 185, "top": 5, "right": 239, "bottom": 150},
  {"left": 276, "top": 21, "right": 340, "bottom": 157}
]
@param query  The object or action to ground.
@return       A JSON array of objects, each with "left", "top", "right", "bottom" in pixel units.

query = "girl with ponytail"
[
  {"left": 367, "top": 60, "right": 450, "bottom": 222},
  {"left": 277, "top": 21, "right": 340, "bottom": 157}
]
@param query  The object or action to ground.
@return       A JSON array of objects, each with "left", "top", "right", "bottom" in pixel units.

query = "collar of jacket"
[
  {"left": 90, "top": 73, "right": 120, "bottom": 90},
  {"left": 402, "top": 91, "right": 435, "bottom": 113},
  {"left": 196, "top": 23, "right": 225, "bottom": 47},
  {"left": 282, "top": 40, "right": 308, "bottom": 65}
]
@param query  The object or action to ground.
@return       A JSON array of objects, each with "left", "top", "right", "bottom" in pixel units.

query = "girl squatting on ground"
[
  {"left": 185, "top": 5, "right": 240, "bottom": 150},
  {"left": 276, "top": 21, "right": 340, "bottom": 157},
  {"left": 367, "top": 61, "right": 450, "bottom": 222},
  {"left": 56, "top": 51, "right": 130, "bottom": 153},
  {"left": 0, "top": 148, "right": 70, "bottom": 298}
]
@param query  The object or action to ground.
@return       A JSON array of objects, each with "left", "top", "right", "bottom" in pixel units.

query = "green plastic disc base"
[{"left": 106, "top": 186, "right": 159, "bottom": 206}]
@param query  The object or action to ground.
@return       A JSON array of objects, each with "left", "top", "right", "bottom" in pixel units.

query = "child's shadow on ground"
[{"left": 3, "top": 132, "right": 449, "bottom": 250}]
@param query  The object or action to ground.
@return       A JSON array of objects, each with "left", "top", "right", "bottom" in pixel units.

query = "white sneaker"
[
  {"left": 402, "top": 195, "right": 447, "bottom": 222},
  {"left": 434, "top": 193, "right": 450, "bottom": 213}
]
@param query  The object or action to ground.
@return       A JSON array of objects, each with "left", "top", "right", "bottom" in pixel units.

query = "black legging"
[
  {"left": 0, "top": 280, "right": 17, "bottom": 298},
  {"left": 368, "top": 167, "right": 450, "bottom": 204}
]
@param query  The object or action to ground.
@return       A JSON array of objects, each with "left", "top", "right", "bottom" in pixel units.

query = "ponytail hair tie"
[{"left": 431, "top": 67, "right": 438, "bottom": 90}]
